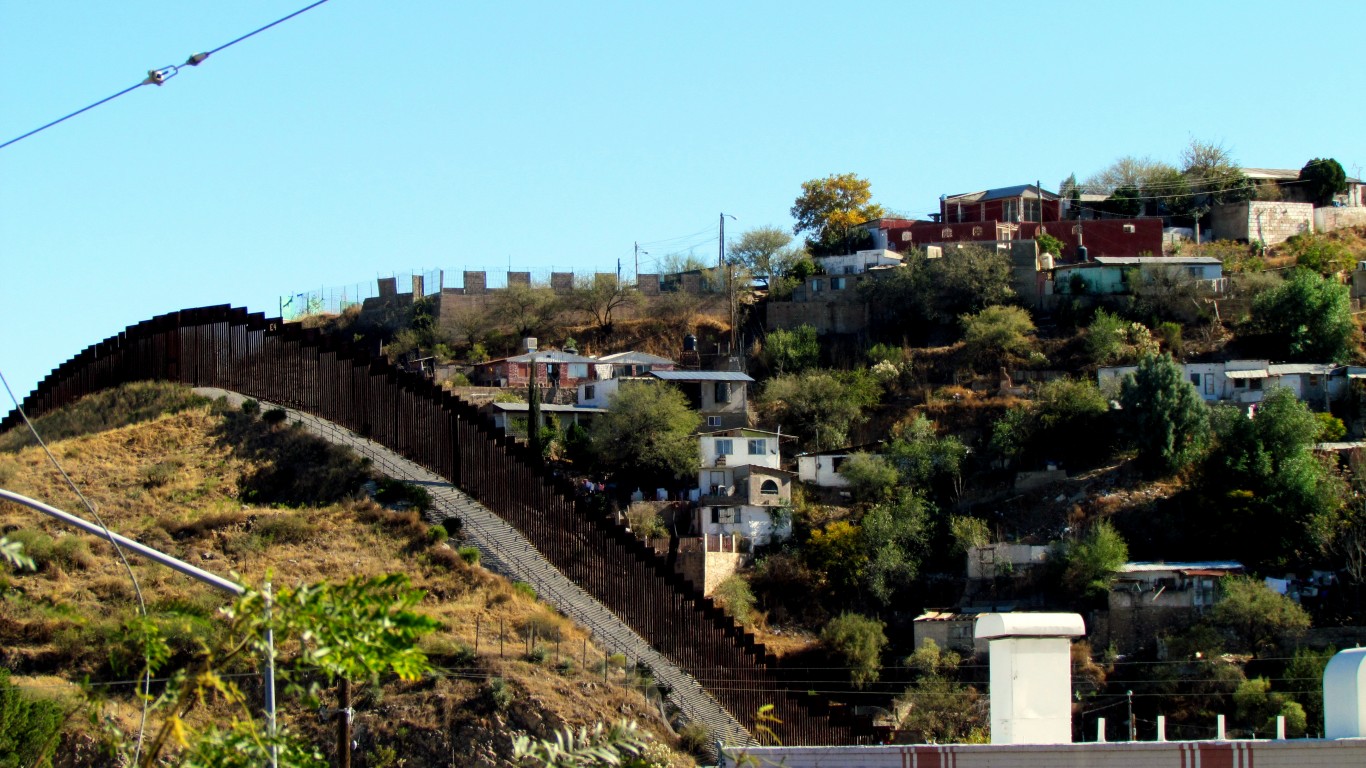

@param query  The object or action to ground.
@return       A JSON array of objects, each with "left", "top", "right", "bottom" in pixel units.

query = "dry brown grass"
[{"left": 0, "top": 398, "right": 694, "bottom": 766}]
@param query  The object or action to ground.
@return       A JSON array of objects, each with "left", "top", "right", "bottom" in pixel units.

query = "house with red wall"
[
  {"left": 863, "top": 182, "right": 1164, "bottom": 259},
  {"left": 471, "top": 349, "right": 599, "bottom": 388}
]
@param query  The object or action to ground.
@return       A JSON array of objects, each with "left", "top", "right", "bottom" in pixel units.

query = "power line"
[{"left": 0, "top": 0, "right": 333, "bottom": 151}]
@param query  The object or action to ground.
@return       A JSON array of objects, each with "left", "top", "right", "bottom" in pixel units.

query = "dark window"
[
  {"left": 584, "top": 385, "right": 596, "bottom": 400},
  {"left": 715, "top": 381, "right": 731, "bottom": 403},
  {"left": 1250, "top": 378, "right": 1263, "bottom": 391},
  {"left": 760, "top": 479, "right": 779, "bottom": 496},
  {"left": 1190, "top": 374, "right": 1201, "bottom": 387}
]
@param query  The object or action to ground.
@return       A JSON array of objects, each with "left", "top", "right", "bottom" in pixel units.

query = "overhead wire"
[
  {"left": 0, "top": 0, "right": 333, "bottom": 151},
  {"left": 0, "top": 367, "right": 153, "bottom": 761}
]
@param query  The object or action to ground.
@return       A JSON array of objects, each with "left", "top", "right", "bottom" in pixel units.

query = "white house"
[
  {"left": 1099, "top": 360, "right": 1347, "bottom": 408},
  {"left": 815, "top": 248, "right": 903, "bottom": 275},
  {"left": 795, "top": 443, "right": 885, "bottom": 488},
  {"left": 694, "top": 428, "right": 792, "bottom": 546}
]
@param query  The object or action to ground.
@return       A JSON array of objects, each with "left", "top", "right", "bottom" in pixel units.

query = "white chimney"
[
  {"left": 1324, "top": 647, "right": 1366, "bottom": 738},
  {"left": 975, "top": 612, "right": 1086, "bottom": 745}
]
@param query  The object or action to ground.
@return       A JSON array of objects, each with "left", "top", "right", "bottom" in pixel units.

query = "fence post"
[
  {"left": 1156, "top": 715, "right": 1166, "bottom": 742},
  {"left": 1217, "top": 714, "right": 1226, "bottom": 740},
  {"left": 1096, "top": 717, "right": 1106, "bottom": 743}
]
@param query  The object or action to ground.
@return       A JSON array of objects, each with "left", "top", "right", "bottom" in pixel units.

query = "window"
[
  {"left": 1187, "top": 267, "right": 1201, "bottom": 277},
  {"left": 972, "top": 226, "right": 983, "bottom": 236},
  {"left": 546, "top": 363, "right": 561, "bottom": 381},
  {"left": 1024, "top": 198, "right": 1041, "bottom": 222},
  {"left": 715, "top": 439, "right": 733, "bottom": 455},
  {"left": 1123, "top": 224, "right": 1136, "bottom": 233},
  {"left": 901, "top": 231, "right": 913, "bottom": 241},
  {"left": 715, "top": 381, "right": 731, "bottom": 403},
  {"left": 1234, "top": 378, "right": 1247, "bottom": 389},
  {"left": 568, "top": 363, "right": 588, "bottom": 379},
  {"left": 710, "top": 507, "right": 720, "bottom": 524},
  {"left": 706, "top": 415, "right": 722, "bottom": 428},
  {"left": 1002, "top": 199, "right": 1019, "bottom": 221},
  {"left": 831, "top": 277, "right": 846, "bottom": 290},
  {"left": 584, "top": 385, "right": 596, "bottom": 400},
  {"left": 760, "top": 479, "right": 779, "bottom": 496},
  {"left": 1250, "top": 378, "right": 1263, "bottom": 391},
  {"left": 843, "top": 265, "right": 856, "bottom": 274},
  {"left": 941, "top": 227, "right": 954, "bottom": 238},
  {"left": 1190, "top": 374, "right": 1201, "bottom": 387},
  {"left": 748, "top": 439, "right": 767, "bottom": 455},
  {"left": 811, "top": 279, "right": 823, "bottom": 293}
]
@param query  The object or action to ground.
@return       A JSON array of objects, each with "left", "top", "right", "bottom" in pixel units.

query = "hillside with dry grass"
[{"left": 0, "top": 383, "right": 697, "bottom": 767}]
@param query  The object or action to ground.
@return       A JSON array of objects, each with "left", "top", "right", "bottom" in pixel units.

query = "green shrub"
[
  {"left": 512, "top": 581, "right": 537, "bottom": 600},
  {"left": 712, "top": 575, "right": 758, "bottom": 627},
  {"left": 261, "top": 408, "right": 289, "bottom": 426},
  {"left": 0, "top": 667, "right": 66, "bottom": 768},
  {"left": 554, "top": 658, "right": 574, "bottom": 675},
  {"left": 374, "top": 479, "right": 433, "bottom": 513},
  {"left": 457, "top": 546, "right": 481, "bottom": 565},
  {"left": 426, "top": 524, "right": 448, "bottom": 544},
  {"left": 526, "top": 645, "right": 548, "bottom": 664},
  {"left": 677, "top": 721, "right": 712, "bottom": 759},
  {"left": 251, "top": 513, "right": 315, "bottom": 546},
  {"left": 485, "top": 677, "right": 513, "bottom": 712},
  {"left": 141, "top": 461, "right": 180, "bottom": 489},
  {"left": 520, "top": 612, "right": 566, "bottom": 644},
  {"left": 240, "top": 399, "right": 261, "bottom": 416},
  {"left": 820, "top": 612, "right": 887, "bottom": 689}
]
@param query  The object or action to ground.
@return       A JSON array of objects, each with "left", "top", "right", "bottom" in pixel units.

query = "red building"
[
  {"left": 864, "top": 183, "right": 1164, "bottom": 259},
  {"left": 471, "top": 350, "right": 598, "bottom": 388}
]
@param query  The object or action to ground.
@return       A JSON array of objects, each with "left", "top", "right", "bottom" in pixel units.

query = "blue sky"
[{"left": 2, "top": 1, "right": 1362, "bottom": 399}]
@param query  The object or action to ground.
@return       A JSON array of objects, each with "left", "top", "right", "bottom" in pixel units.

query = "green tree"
[
  {"left": 805, "top": 520, "right": 867, "bottom": 596},
  {"left": 570, "top": 274, "right": 643, "bottom": 333},
  {"left": 496, "top": 283, "right": 562, "bottom": 338},
  {"left": 895, "top": 640, "right": 988, "bottom": 744},
  {"left": 997, "top": 377, "right": 1116, "bottom": 470},
  {"left": 838, "top": 452, "right": 899, "bottom": 503},
  {"left": 0, "top": 667, "right": 65, "bottom": 768},
  {"left": 1060, "top": 520, "right": 1129, "bottom": 602},
  {"left": 1252, "top": 268, "right": 1355, "bottom": 363},
  {"left": 1210, "top": 576, "right": 1310, "bottom": 652},
  {"left": 1036, "top": 232, "right": 1066, "bottom": 258},
  {"left": 820, "top": 612, "right": 887, "bottom": 689},
  {"left": 762, "top": 325, "right": 820, "bottom": 375},
  {"left": 759, "top": 369, "right": 881, "bottom": 451},
  {"left": 712, "top": 575, "right": 759, "bottom": 627},
  {"left": 926, "top": 245, "right": 1016, "bottom": 321},
  {"left": 1204, "top": 387, "right": 1345, "bottom": 570},
  {"left": 885, "top": 414, "right": 968, "bottom": 503},
  {"left": 729, "top": 226, "right": 808, "bottom": 286},
  {"left": 1118, "top": 353, "right": 1210, "bottom": 477},
  {"left": 791, "top": 173, "right": 885, "bottom": 256},
  {"left": 590, "top": 382, "right": 701, "bottom": 486},
  {"left": 859, "top": 491, "right": 932, "bottom": 606},
  {"left": 1283, "top": 645, "right": 1334, "bottom": 730},
  {"left": 1299, "top": 158, "right": 1348, "bottom": 207},
  {"left": 1180, "top": 138, "right": 1254, "bottom": 216},
  {"left": 1234, "top": 676, "right": 1307, "bottom": 737},
  {"left": 960, "top": 305, "right": 1036, "bottom": 368}
]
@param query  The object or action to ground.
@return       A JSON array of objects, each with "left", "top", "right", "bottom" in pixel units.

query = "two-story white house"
[{"left": 693, "top": 428, "right": 793, "bottom": 546}]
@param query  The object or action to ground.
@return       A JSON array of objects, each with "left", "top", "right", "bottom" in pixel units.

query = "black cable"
[{"left": 0, "top": 0, "right": 333, "bottom": 150}]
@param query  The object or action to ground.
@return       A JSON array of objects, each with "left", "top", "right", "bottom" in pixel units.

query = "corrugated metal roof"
[
  {"left": 598, "top": 351, "right": 676, "bottom": 366},
  {"left": 1093, "top": 256, "right": 1221, "bottom": 266},
  {"left": 504, "top": 350, "right": 599, "bottom": 364},
  {"left": 651, "top": 370, "right": 755, "bottom": 383},
  {"left": 1268, "top": 363, "right": 1337, "bottom": 376},
  {"left": 1224, "top": 369, "right": 1269, "bottom": 379},
  {"left": 945, "top": 184, "right": 1059, "bottom": 203},
  {"left": 483, "top": 403, "right": 606, "bottom": 413},
  {"left": 1119, "top": 561, "right": 1243, "bottom": 573}
]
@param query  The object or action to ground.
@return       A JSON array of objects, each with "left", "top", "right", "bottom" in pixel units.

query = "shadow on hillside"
[{"left": 211, "top": 409, "right": 373, "bottom": 507}]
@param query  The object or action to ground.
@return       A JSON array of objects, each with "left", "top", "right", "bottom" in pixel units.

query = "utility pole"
[
  {"left": 634, "top": 242, "right": 648, "bottom": 282},
  {"left": 1127, "top": 690, "right": 1135, "bottom": 741},
  {"left": 719, "top": 213, "right": 737, "bottom": 353}
]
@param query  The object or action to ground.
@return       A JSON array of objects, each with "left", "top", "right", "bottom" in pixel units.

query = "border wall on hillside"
[{"left": 0, "top": 305, "right": 861, "bottom": 746}]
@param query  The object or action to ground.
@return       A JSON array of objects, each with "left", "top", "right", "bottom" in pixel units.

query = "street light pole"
[
  {"left": 0, "top": 488, "right": 279, "bottom": 768},
  {"left": 719, "top": 213, "right": 737, "bottom": 354}
]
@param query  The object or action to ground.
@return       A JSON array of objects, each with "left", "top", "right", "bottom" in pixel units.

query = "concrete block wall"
[
  {"left": 1316, "top": 207, "right": 1366, "bottom": 233},
  {"left": 681, "top": 273, "right": 703, "bottom": 293},
  {"left": 378, "top": 277, "right": 398, "bottom": 297},
  {"left": 1212, "top": 201, "right": 1314, "bottom": 246},
  {"left": 507, "top": 271, "right": 531, "bottom": 287},
  {"left": 767, "top": 300, "right": 870, "bottom": 335},
  {"left": 551, "top": 272, "right": 574, "bottom": 293},
  {"left": 412, "top": 275, "right": 425, "bottom": 297},
  {"left": 463, "top": 271, "right": 487, "bottom": 294},
  {"left": 637, "top": 274, "right": 660, "bottom": 295}
]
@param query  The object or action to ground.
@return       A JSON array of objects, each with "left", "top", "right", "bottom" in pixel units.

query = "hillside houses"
[{"left": 1098, "top": 360, "right": 1356, "bottom": 409}]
